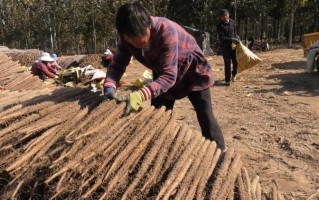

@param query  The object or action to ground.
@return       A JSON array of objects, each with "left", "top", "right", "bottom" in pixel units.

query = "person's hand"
[
  {"left": 103, "top": 87, "right": 116, "bottom": 101},
  {"left": 231, "top": 37, "right": 240, "bottom": 44},
  {"left": 116, "top": 90, "right": 146, "bottom": 116}
]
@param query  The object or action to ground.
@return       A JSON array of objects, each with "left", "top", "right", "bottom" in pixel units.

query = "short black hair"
[
  {"left": 116, "top": 2, "right": 151, "bottom": 37},
  {"left": 219, "top": 9, "right": 229, "bottom": 16}
]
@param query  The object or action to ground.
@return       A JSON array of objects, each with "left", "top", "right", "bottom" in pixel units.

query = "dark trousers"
[
  {"left": 39, "top": 72, "right": 47, "bottom": 81},
  {"left": 101, "top": 59, "right": 111, "bottom": 68},
  {"left": 221, "top": 46, "right": 238, "bottom": 82},
  {"left": 151, "top": 88, "right": 225, "bottom": 150}
]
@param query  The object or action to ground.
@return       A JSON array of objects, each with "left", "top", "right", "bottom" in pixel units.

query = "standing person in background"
[
  {"left": 103, "top": 2, "right": 226, "bottom": 151},
  {"left": 217, "top": 9, "right": 240, "bottom": 86}
]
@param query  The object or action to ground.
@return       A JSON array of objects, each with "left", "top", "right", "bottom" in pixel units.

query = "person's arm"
[
  {"left": 52, "top": 61, "right": 62, "bottom": 69},
  {"left": 47, "top": 63, "right": 57, "bottom": 74},
  {"left": 143, "top": 26, "right": 179, "bottom": 99},
  {"left": 38, "top": 63, "right": 56, "bottom": 78},
  {"left": 104, "top": 39, "right": 132, "bottom": 89}
]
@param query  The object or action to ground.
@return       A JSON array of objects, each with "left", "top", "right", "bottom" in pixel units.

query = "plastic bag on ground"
[
  {"left": 91, "top": 70, "right": 106, "bottom": 81},
  {"left": 81, "top": 65, "right": 96, "bottom": 76},
  {"left": 58, "top": 67, "right": 82, "bottom": 84}
]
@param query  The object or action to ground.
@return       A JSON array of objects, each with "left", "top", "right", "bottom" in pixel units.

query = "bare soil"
[
  {"left": 122, "top": 48, "right": 319, "bottom": 199},
  {"left": 0, "top": 48, "right": 318, "bottom": 199}
]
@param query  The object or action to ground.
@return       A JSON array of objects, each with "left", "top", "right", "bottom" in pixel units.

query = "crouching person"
[
  {"left": 101, "top": 49, "right": 114, "bottom": 68},
  {"left": 31, "top": 53, "right": 58, "bottom": 80}
]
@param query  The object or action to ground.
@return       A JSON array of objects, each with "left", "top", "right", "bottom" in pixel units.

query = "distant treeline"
[{"left": 0, "top": 0, "right": 318, "bottom": 55}]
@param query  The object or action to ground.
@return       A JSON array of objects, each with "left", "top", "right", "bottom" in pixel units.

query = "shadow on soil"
[
  {"left": 255, "top": 61, "right": 319, "bottom": 96},
  {"left": 271, "top": 61, "right": 307, "bottom": 70},
  {"left": 2, "top": 87, "right": 103, "bottom": 112}
]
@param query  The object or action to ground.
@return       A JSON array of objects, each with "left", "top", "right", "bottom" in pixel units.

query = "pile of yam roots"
[
  {"left": 0, "top": 54, "right": 285, "bottom": 200},
  {"left": 0, "top": 87, "right": 286, "bottom": 199}
]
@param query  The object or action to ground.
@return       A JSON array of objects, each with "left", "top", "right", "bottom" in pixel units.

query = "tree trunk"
[
  {"left": 277, "top": 18, "right": 282, "bottom": 42},
  {"left": 272, "top": 17, "right": 277, "bottom": 38},
  {"left": 93, "top": 27, "right": 97, "bottom": 53},
  {"left": 92, "top": 3, "right": 97, "bottom": 54},
  {"left": 315, "top": 13, "right": 319, "bottom": 32},
  {"left": 260, "top": 13, "right": 263, "bottom": 41},
  {"left": 77, "top": 35, "right": 80, "bottom": 55},
  {"left": 49, "top": 15, "right": 54, "bottom": 50},
  {"left": 50, "top": 27, "right": 54, "bottom": 50},
  {"left": 57, "top": 23, "right": 62, "bottom": 54},
  {"left": 53, "top": 13, "right": 57, "bottom": 52},
  {"left": 244, "top": 18, "right": 248, "bottom": 43},
  {"left": 288, "top": 11, "right": 294, "bottom": 47},
  {"left": 299, "top": 23, "right": 303, "bottom": 42},
  {"left": 234, "top": 0, "right": 237, "bottom": 24},
  {"left": 152, "top": 0, "right": 156, "bottom": 15},
  {"left": 276, "top": 18, "right": 280, "bottom": 41},
  {"left": 237, "top": 18, "right": 241, "bottom": 39}
]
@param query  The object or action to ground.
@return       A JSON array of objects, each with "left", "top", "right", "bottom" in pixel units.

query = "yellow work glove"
[{"left": 116, "top": 87, "right": 151, "bottom": 116}]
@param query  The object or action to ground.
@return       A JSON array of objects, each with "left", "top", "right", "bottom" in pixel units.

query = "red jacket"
[{"left": 31, "top": 62, "right": 56, "bottom": 78}]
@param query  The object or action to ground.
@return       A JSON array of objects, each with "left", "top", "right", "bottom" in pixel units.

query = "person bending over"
[{"left": 103, "top": 2, "right": 226, "bottom": 150}]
